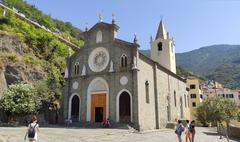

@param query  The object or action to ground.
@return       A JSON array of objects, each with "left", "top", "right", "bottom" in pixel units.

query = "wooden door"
[{"left": 90, "top": 94, "right": 106, "bottom": 123}]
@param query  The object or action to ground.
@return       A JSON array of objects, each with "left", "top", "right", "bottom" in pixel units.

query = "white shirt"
[{"left": 28, "top": 122, "right": 39, "bottom": 140}]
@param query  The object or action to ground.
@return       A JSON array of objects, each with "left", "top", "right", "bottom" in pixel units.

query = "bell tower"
[{"left": 150, "top": 20, "right": 176, "bottom": 73}]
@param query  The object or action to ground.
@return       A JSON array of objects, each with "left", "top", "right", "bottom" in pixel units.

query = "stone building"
[
  {"left": 62, "top": 18, "right": 190, "bottom": 130},
  {"left": 186, "top": 78, "right": 203, "bottom": 121}
]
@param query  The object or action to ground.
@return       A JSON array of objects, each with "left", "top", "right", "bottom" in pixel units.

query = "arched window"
[
  {"left": 145, "top": 81, "right": 150, "bottom": 103},
  {"left": 158, "top": 42, "right": 163, "bottom": 51},
  {"left": 174, "top": 90, "right": 176, "bottom": 107},
  {"left": 96, "top": 30, "right": 102, "bottom": 43},
  {"left": 74, "top": 62, "right": 80, "bottom": 75},
  {"left": 120, "top": 54, "right": 127, "bottom": 68}
]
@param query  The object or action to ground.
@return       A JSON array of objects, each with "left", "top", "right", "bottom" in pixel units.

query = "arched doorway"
[
  {"left": 71, "top": 95, "right": 80, "bottom": 121},
  {"left": 87, "top": 77, "right": 109, "bottom": 123},
  {"left": 119, "top": 91, "right": 131, "bottom": 123}
]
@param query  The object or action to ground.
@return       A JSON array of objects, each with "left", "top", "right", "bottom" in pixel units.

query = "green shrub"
[{"left": 0, "top": 82, "right": 40, "bottom": 117}]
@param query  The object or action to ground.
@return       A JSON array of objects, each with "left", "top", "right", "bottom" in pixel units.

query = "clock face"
[{"left": 88, "top": 47, "right": 109, "bottom": 72}]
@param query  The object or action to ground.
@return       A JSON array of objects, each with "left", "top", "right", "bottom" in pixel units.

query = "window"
[
  {"left": 145, "top": 81, "right": 150, "bottom": 103},
  {"left": 190, "top": 84, "right": 196, "bottom": 89},
  {"left": 74, "top": 62, "right": 80, "bottom": 75},
  {"left": 229, "top": 94, "right": 234, "bottom": 98},
  {"left": 200, "top": 94, "right": 203, "bottom": 99},
  {"left": 174, "top": 91, "right": 176, "bottom": 107},
  {"left": 157, "top": 42, "right": 162, "bottom": 51},
  {"left": 184, "top": 94, "right": 187, "bottom": 108},
  {"left": 191, "top": 94, "right": 197, "bottom": 99},
  {"left": 96, "top": 30, "right": 102, "bottom": 43},
  {"left": 120, "top": 54, "right": 127, "bottom": 68},
  {"left": 192, "top": 102, "right": 196, "bottom": 107}
]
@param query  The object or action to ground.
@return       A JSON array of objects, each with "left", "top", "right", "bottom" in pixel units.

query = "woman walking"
[
  {"left": 189, "top": 120, "right": 196, "bottom": 142},
  {"left": 175, "top": 120, "right": 185, "bottom": 142},
  {"left": 185, "top": 120, "right": 191, "bottom": 142},
  {"left": 24, "top": 116, "right": 40, "bottom": 142}
]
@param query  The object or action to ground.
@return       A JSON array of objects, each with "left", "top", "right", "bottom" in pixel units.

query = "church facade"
[{"left": 62, "top": 19, "right": 190, "bottom": 131}]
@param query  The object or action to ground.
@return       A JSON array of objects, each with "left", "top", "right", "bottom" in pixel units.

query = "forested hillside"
[
  {"left": 0, "top": 0, "right": 84, "bottom": 115},
  {"left": 176, "top": 45, "right": 240, "bottom": 89},
  {"left": 2, "top": 0, "right": 83, "bottom": 46}
]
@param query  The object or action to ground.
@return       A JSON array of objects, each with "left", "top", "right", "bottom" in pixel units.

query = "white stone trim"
[
  {"left": 86, "top": 77, "right": 109, "bottom": 121},
  {"left": 116, "top": 89, "right": 133, "bottom": 122},
  {"left": 68, "top": 93, "right": 81, "bottom": 121}
]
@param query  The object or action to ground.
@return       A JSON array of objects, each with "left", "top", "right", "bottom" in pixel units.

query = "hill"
[
  {"left": 176, "top": 45, "right": 240, "bottom": 89},
  {"left": 0, "top": 0, "right": 84, "bottom": 110}
]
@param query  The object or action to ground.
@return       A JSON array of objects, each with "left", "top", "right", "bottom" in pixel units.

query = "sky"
[{"left": 25, "top": 0, "right": 240, "bottom": 53}]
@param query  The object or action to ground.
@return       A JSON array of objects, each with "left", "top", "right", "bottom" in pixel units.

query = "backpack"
[
  {"left": 175, "top": 125, "right": 182, "bottom": 135},
  {"left": 28, "top": 123, "right": 37, "bottom": 138}
]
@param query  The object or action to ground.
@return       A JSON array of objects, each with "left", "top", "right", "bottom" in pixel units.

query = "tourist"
[
  {"left": 185, "top": 120, "right": 191, "bottom": 142},
  {"left": 175, "top": 120, "right": 185, "bottom": 142},
  {"left": 189, "top": 120, "right": 196, "bottom": 142},
  {"left": 24, "top": 116, "right": 40, "bottom": 142},
  {"left": 102, "top": 118, "right": 110, "bottom": 128}
]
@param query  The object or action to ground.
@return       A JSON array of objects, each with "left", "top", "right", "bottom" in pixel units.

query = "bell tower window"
[
  {"left": 120, "top": 54, "right": 127, "bottom": 68},
  {"left": 157, "top": 42, "right": 162, "bottom": 51}
]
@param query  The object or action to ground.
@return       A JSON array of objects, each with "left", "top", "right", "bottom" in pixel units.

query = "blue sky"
[{"left": 25, "top": 0, "right": 240, "bottom": 53}]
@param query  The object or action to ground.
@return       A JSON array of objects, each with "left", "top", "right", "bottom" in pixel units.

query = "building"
[
  {"left": 201, "top": 80, "right": 223, "bottom": 99},
  {"left": 62, "top": 18, "right": 190, "bottom": 131},
  {"left": 186, "top": 78, "right": 203, "bottom": 120},
  {"left": 201, "top": 80, "right": 240, "bottom": 106}
]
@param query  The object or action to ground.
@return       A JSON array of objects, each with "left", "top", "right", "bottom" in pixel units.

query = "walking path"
[{"left": 0, "top": 126, "right": 238, "bottom": 142}]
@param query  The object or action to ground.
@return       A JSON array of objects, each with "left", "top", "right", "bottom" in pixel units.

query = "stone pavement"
[{"left": 0, "top": 126, "right": 239, "bottom": 142}]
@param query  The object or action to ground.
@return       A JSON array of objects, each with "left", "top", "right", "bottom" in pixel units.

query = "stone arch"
[
  {"left": 86, "top": 77, "right": 109, "bottom": 121},
  {"left": 116, "top": 89, "right": 133, "bottom": 122},
  {"left": 68, "top": 93, "right": 81, "bottom": 121}
]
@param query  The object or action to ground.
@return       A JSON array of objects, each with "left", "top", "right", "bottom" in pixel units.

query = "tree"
[
  {"left": 196, "top": 97, "right": 238, "bottom": 135},
  {"left": 0, "top": 82, "right": 40, "bottom": 120}
]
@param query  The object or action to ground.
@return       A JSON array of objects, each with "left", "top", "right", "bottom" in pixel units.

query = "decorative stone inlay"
[
  {"left": 88, "top": 47, "right": 109, "bottom": 72},
  {"left": 72, "top": 81, "right": 79, "bottom": 90},
  {"left": 120, "top": 76, "right": 128, "bottom": 86}
]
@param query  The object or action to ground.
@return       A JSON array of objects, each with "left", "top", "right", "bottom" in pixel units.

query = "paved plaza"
[{"left": 0, "top": 126, "right": 239, "bottom": 142}]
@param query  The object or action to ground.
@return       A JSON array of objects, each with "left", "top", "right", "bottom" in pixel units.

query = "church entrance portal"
[
  {"left": 91, "top": 94, "right": 106, "bottom": 123},
  {"left": 71, "top": 95, "right": 80, "bottom": 121},
  {"left": 119, "top": 91, "right": 131, "bottom": 123}
]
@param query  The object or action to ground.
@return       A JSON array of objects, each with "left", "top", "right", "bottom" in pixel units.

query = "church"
[{"left": 62, "top": 17, "right": 190, "bottom": 131}]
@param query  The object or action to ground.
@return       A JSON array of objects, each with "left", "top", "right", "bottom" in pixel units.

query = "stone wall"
[
  {"left": 137, "top": 55, "right": 156, "bottom": 131},
  {"left": 0, "top": 70, "right": 7, "bottom": 97},
  {"left": 228, "top": 124, "right": 240, "bottom": 140}
]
